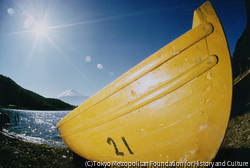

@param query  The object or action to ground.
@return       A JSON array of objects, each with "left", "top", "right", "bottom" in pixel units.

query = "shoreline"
[
  {"left": 0, "top": 132, "right": 75, "bottom": 168},
  {"left": 0, "top": 132, "right": 250, "bottom": 167},
  {"left": 1, "top": 129, "right": 67, "bottom": 147},
  {"left": 1, "top": 112, "right": 250, "bottom": 167}
]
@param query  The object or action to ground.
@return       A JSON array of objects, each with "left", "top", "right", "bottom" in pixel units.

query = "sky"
[{"left": 0, "top": 0, "right": 247, "bottom": 98}]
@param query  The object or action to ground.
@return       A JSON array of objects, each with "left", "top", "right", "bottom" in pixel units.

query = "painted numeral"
[
  {"left": 107, "top": 137, "right": 134, "bottom": 156},
  {"left": 107, "top": 137, "right": 124, "bottom": 156},
  {"left": 121, "top": 137, "right": 134, "bottom": 154}
]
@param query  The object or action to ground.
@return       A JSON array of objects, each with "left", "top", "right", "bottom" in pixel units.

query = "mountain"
[
  {"left": 232, "top": 0, "right": 250, "bottom": 80},
  {"left": 0, "top": 74, "right": 76, "bottom": 110},
  {"left": 56, "top": 89, "right": 89, "bottom": 106},
  {"left": 231, "top": 0, "right": 250, "bottom": 117}
]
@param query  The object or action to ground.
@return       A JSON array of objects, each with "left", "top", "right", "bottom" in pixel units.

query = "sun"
[{"left": 34, "top": 23, "right": 48, "bottom": 36}]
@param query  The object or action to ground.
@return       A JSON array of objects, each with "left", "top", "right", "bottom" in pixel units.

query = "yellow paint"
[{"left": 57, "top": 1, "right": 232, "bottom": 163}]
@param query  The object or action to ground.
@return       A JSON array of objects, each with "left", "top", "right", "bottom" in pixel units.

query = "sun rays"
[{"left": 5, "top": 0, "right": 117, "bottom": 84}]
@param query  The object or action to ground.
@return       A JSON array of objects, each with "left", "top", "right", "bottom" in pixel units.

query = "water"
[{"left": 0, "top": 108, "right": 71, "bottom": 146}]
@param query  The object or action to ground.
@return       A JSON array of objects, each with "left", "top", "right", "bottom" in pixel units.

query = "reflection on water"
[{"left": 0, "top": 108, "right": 70, "bottom": 146}]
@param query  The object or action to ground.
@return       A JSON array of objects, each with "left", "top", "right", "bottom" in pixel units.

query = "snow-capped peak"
[
  {"left": 56, "top": 89, "right": 89, "bottom": 106},
  {"left": 56, "top": 89, "right": 84, "bottom": 98}
]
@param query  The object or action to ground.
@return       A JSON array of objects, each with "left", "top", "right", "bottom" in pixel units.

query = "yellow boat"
[{"left": 57, "top": 1, "right": 232, "bottom": 164}]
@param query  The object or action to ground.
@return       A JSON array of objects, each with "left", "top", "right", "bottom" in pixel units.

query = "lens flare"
[
  {"left": 97, "top": 64, "right": 103, "bottom": 69},
  {"left": 108, "top": 71, "right": 114, "bottom": 76},
  {"left": 24, "top": 16, "right": 34, "bottom": 29},
  {"left": 7, "top": 8, "right": 15, "bottom": 15},
  {"left": 85, "top": 56, "right": 91, "bottom": 62}
]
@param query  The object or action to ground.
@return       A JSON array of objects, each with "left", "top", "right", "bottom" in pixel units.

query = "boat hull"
[{"left": 57, "top": 1, "right": 232, "bottom": 163}]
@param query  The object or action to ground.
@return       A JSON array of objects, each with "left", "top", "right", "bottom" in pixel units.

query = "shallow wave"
[{"left": 1, "top": 129, "right": 66, "bottom": 147}]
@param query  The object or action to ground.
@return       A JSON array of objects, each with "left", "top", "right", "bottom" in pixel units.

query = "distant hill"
[
  {"left": 56, "top": 89, "right": 89, "bottom": 106},
  {"left": 0, "top": 74, "right": 76, "bottom": 110}
]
